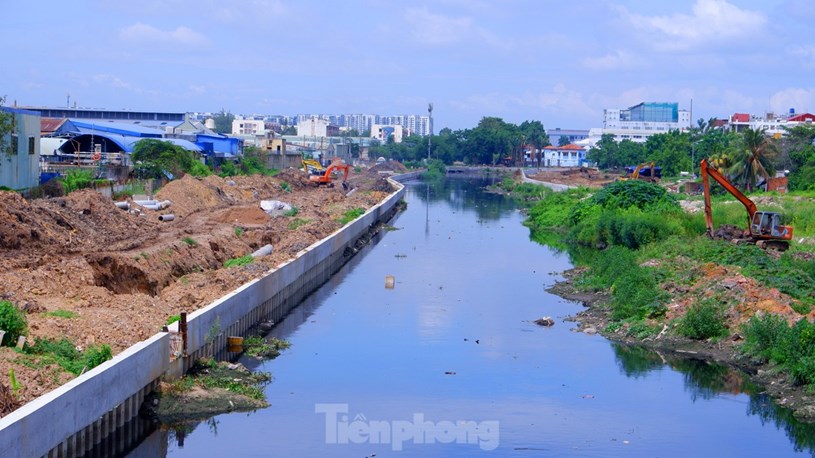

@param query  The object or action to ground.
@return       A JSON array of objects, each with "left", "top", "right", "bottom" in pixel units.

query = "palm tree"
[{"left": 726, "top": 126, "right": 778, "bottom": 191}]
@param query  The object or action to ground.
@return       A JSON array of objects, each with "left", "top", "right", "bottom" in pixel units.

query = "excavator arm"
[{"left": 700, "top": 159, "right": 757, "bottom": 236}]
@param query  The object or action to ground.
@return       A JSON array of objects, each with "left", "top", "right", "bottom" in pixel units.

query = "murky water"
[{"left": 139, "top": 178, "right": 815, "bottom": 456}]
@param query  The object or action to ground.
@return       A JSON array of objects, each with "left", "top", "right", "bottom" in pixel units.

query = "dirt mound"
[
  {"left": 712, "top": 224, "right": 747, "bottom": 241},
  {"left": 275, "top": 168, "right": 312, "bottom": 190},
  {"left": 212, "top": 206, "right": 270, "bottom": 225},
  {"left": 0, "top": 190, "right": 158, "bottom": 253},
  {"left": 368, "top": 161, "right": 407, "bottom": 173},
  {"left": 156, "top": 175, "right": 229, "bottom": 217}
]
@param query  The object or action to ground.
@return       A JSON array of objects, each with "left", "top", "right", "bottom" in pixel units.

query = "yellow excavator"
[
  {"left": 302, "top": 158, "right": 325, "bottom": 175},
  {"left": 618, "top": 162, "right": 660, "bottom": 182}
]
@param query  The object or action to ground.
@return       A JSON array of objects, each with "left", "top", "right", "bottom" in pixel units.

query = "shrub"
[
  {"left": 283, "top": 206, "right": 299, "bottom": 217},
  {"left": 60, "top": 169, "right": 94, "bottom": 194},
  {"left": 741, "top": 315, "right": 815, "bottom": 386},
  {"left": 0, "top": 301, "right": 27, "bottom": 346},
  {"left": 677, "top": 299, "right": 729, "bottom": 340},
  {"left": 189, "top": 161, "right": 212, "bottom": 177},
  {"left": 596, "top": 209, "right": 683, "bottom": 249}
]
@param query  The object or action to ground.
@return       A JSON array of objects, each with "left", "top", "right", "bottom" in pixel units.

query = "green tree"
[
  {"left": 212, "top": 109, "right": 235, "bottom": 134},
  {"left": 280, "top": 125, "right": 297, "bottom": 135},
  {"left": 0, "top": 96, "right": 14, "bottom": 159},
  {"left": 131, "top": 139, "right": 197, "bottom": 178},
  {"left": 727, "top": 127, "right": 778, "bottom": 191},
  {"left": 558, "top": 135, "right": 571, "bottom": 147},
  {"left": 648, "top": 130, "right": 691, "bottom": 176},
  {"left": 520, "top": 120, "right": 550, "bottom": 167},
  {"left": 588, "top": 134, "right": 620, "bottom": 169}
]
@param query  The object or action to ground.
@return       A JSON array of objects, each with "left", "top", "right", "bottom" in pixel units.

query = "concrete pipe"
[
  {"left": 251, "top": 244, "right": 274, "bottom": 258},
  {"left": 159, "top": 200, "right": 172, "bottom": 209},
  {"left": 114, "top": 201, "right": 130, "bottom": 210},
  {"left": 133, "top": 200, "right": 158, "bottom": 206},
  {"left": 158, "top": 214, "right": 175, "bottom": 222},
  {"left": 140, "top": 204, "right": 161, "bottom": 211}
]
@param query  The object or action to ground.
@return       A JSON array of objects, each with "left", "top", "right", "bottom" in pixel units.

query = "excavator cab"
[{"left": 750, "top": 211, "right": 791, "bottom": 239}]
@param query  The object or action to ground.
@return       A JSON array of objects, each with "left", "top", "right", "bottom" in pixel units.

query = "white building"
[
  {"left": 600, "top": 102, "right": 691, "bottom": 143},
  {"left": 371, "top": 124, "right": 404, "bottom": 143},
  {"left": 232, "top": 119, "right": 267, "bottom": 136},
  {"left": 296, "top": 117, "right": 339, "bottom": 138},
  {"left": 728, "top": 110, "right": 815, "bottom": 137},
  {"left": 541, "top": 144, "right": 587, "bottom": 167}
]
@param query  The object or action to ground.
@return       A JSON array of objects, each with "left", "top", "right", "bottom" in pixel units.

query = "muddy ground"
[
  {"left": 550, "top": 267, "right": 815, "bottom": 422},
  {"left": 0, "top": 165, "right": 396, "bottom": 413}
]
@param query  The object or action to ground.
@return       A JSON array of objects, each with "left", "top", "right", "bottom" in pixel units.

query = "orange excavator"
[
  {"left": 700, "top": 159, "right": 792, "bottom": 251},
  {"left": 309, "top": 163, "right": 351, "bottom": 188}
]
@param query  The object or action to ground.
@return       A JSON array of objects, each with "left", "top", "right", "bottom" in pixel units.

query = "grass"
[
  {"left": 42, "top": 310, "right": 79, "bottom": 319},
  {"left": 234, "top": 226, "right": 245, "bottom": 237},
  {"left": 288, "top": 218, "right": 311, "bottom": 230},
  {"left": 166, "top": 315, "right": 181, "bottom": 326},
  {"left": 182, "top": 237, "right": 199, "bottom": 247},
  {"left": 338, "top": 208, "right": 365, "bottom": 225},
  {"left": 163, "top": 358, "right": 271, "bottom": 401},
  {"left": 224, "top": 255, "right": 254, "bottom": 268},
  {"left": 20, "top": 337, "right": 112, "bottom": 376},
  {"left": 283, "top": 206, "right": 299, "bottom": 217},
  {"left": 243, "top": 336, "right": 291, "bottom": 359},
  {"left": 280, "top": 182, "right": 291, "bottom": 193}
]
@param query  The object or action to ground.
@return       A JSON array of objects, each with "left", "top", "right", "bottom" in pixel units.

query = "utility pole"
[{"left": 427, "top": 103, "right": 433, "bottom": 161}]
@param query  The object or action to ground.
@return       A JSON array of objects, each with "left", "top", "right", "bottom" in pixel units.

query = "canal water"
[{"left": 146, "top": 177, "right": 815, "bottom": 456}]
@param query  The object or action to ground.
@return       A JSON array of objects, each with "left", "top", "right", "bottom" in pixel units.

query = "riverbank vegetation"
[{"left": 523, "top": 178, "right": 815, "bottom": 391}]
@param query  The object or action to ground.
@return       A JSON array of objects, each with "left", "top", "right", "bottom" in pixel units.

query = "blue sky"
[{"left": 3, "top": 0, "right": 814, "bottom": 131}]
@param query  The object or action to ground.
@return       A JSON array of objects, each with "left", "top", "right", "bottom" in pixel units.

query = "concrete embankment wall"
[{"left": 0, "top": 175, "right": 411, "bottom": 458}]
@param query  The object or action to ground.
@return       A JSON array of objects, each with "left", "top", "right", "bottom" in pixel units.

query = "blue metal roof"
[
  {"left": 0, "top": 106, "right": 40, "bottom": 116},
  {"left": 69, "top": 120, "right": 164, "bottom": 138}
]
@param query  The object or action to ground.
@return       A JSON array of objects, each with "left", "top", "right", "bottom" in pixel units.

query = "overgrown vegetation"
[
  {"left": 0, "top": 301, "right": 27, "bottom": 347},
  {"left": 283, "top": 206, "right": 299, "bottom": 217},
  {"left": 162, "top": 358, "right": 271, "bottom": 401},
  {"left": 742, "top": 315, "right": 815, "bottom": 386},
  {"left": 60, "top": 169, "right": 94, "bottom": 194},
  {"left": 421, "top": 159, "right": 446, "bottom": 180},
  {"left": 224, "top": 255, "right": 254, "bottom": 268},
  {"left": 20, "top": 338, "right": 112, "bottom": 376},
  {"left": 676, "top": 299, "right": 729, "bottom": 340},
  {"left": 338, "top": 208, "right": 365, "bottom": 225},
  {"left": 243, "top": 336, "right": 291, "bottom": 359}
]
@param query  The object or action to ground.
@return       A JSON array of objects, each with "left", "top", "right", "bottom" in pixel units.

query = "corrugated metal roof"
[
  {"left": 69, "top": 120, "right": 164, "bottom": 137},
  {"left": 41, "top": 117, "right": 67, "bottom": 133}
]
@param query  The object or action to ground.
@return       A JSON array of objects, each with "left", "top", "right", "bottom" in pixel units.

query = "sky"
[{"left": 2, "top": 0, "right": 815, "bottom": 131}]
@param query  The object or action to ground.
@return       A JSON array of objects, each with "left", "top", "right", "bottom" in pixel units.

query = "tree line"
[
  {"left": 587, "top": 119, "right": 815, "bottom": 192},
  {"left": 369, "top": 117, "right": 550, "bottom": 166}
]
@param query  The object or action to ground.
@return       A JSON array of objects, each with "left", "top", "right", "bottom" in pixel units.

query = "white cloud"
[
  {"left": 582, "top": 50, "right": 642, "bottom": 70},
  {"left": 119, "top": 22, "right": 209, "bottom": 47},
  {"left": 791, "top": 46, "right": 815, "bottom": 66},
  {"left": 402, "top": 7, "right": 506, "bottom": 49},
  {"left": 770, "top": 88, "right": 815, "bottom": 114},
  {"left": 91, "top": 74, "right": 134, "bottom": 91},
  {"left": 619, "top": 0, "right": 766, "bottom": 51}
]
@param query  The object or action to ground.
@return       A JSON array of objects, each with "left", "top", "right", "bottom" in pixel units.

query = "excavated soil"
[
  {"left": 528, "top": 167, "right": 618, "bottom": 188},
  {"left": 0, "top": 166, "right": 396, "bottom": 413}
]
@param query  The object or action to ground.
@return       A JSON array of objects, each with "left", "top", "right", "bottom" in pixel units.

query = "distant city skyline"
[{"left": 3, "top": 1, "right": 814, "bottom": 131}]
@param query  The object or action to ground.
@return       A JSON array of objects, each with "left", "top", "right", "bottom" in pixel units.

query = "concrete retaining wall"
[{"left": 0, "top": 176, "right": 408, "bottom": 458}]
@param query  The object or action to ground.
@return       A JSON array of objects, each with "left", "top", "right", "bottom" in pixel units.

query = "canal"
[{"left": 140, "top": 177, "right": 815, "bottom": 456}]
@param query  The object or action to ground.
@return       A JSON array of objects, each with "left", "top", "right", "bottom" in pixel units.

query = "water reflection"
[{"left": 613, "top": 343, "right": 815, "bottom": 453}]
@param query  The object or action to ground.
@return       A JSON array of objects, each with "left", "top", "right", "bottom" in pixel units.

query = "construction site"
[{"left": 0, "top": 162, "right": 405, "bottom": 412}]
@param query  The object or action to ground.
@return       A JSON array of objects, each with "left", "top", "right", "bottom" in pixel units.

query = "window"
[{"left": 28, "top": 137, "right": 35, "bottom": 155}]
